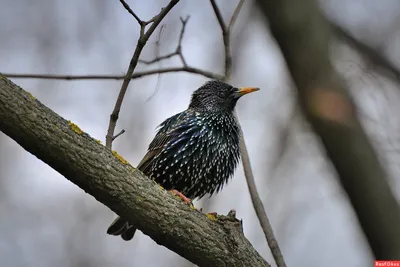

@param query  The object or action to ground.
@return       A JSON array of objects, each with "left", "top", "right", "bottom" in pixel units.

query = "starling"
[{"left": 107, "top": 80, "right": 259, "bottom": 241}]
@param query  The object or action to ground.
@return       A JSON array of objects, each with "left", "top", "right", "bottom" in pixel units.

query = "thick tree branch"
[
  {"left": 257, "top": 0, "right": 400, "bottom": 259},
  {"left": 0, "top": 75, "right": 269, "bottom": 267},
  {"left": 106, "top": 0, "right": 180, "bottom": 148},
  {"left": 209, "top": 1, "right": 286, "bottom": 266}
]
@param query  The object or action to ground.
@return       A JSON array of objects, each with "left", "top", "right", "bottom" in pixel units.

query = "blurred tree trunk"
[{"left": 256, "top": 0, "right": 400, "bottom": 259}]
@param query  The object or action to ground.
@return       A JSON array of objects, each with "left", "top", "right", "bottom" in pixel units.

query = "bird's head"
[{"left": 188, "top": 80, "right": 259, "bottom": 113}]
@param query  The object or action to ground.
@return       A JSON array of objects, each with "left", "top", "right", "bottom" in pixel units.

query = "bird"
[{"left": 106, "top": 80, "right": 259, "bottom": 241}]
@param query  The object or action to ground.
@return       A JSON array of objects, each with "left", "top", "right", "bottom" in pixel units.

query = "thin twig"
[
  {"left": 3, "top": 67, "right": 223, "bottom": 81},
  {"left": 119, "top": 0, "right": 143, "bottom": 26},
  {"left": 209, "top": 0, "right": 232, "bottom": 79},
  {"left": 139, "top": 52, "right": 177, "bottom": 64},
  {"left": 228, "top": 0, "right": 245, "bottom": 31},
  {"left": 145, "top": 25, "right": 167, "bottom": 102},
  {"left": 105, "top": 0, "right": 180, "bottom": 149},
  {"left": 112, "top": 129, "right": 126, "bottom": 141},
  {"left": 144, "top": 14, "right": 159, "bottom": 25},
  {"left": 239, "top": 136, "right": 286, "bottom": 266},
  {"left": 209, "top": 0, "right": 227, "bottom": 32},
  {"left": 138, "top": 16, "right": 190, "bottom": 67},
  {"left": 209, "top": 1, "right": 287, "bottom": 267},
  {"left": 177, "top": 16, "right": 190, "bottom": 66},
  {"left": 139, "top": 25, "right": 170, "bottom": 65},
  {"left": 4, "top": 15, "right": 226, "bottom": 85}
]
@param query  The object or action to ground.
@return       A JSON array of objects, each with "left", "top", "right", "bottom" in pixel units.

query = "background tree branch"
[
  {"left": 256, "top": 0, "right": 400, "bottom": 259},
  {"left": 0, "top": 75, "right": 270, "bottom": 267},
  {"left": 209, "top": 1, "right": 286, "bottom": 266},
  {"left": 2, "top": 68, "right": 223, "bottom": 81},
  {"left": 105, "top": 0, "right": 180, "bottom": 148}
]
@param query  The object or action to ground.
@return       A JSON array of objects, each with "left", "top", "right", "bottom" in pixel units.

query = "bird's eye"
[{"left": 218, "top": 91, "right": 225, "bottom": 98}]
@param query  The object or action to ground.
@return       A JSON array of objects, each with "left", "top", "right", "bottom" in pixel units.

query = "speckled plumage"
[
  {"left": 148, "top": 109, "right": 240, "bottom": 199},
  {"left": 107, "top": 80, "right": 258, "bottom": 241}
]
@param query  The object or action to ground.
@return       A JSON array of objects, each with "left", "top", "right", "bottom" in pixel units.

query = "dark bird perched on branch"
[{"left": 107, "top": 80, "right": 259, "bottom": 241}]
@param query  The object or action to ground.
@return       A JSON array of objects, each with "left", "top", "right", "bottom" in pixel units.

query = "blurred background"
[{"left": 1, "top": 0, "right": 400, "bottom": 266}]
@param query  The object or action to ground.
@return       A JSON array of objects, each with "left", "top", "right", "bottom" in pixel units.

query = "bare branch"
[
  {"left": 237, "top": 124, "right": 289, "bottom": 267},
  {"left": 209, "top": 1, "right": 287, "bottom": 266},
  {"left": 139, "top": 24, "right": 166, "bottom": 65},
  {"left": 0, "top": 75, "right": 270, "bottom": 267},
  {"left": 239, "top": 134, "right": 287, "bottom": 267},
  {"left": 4, "top": 15, "right": 229, "bottom": 86},
  {"left": 106, "top": 0, "right": 180, "bottom": 149},
  {"left": 177, "top": 16, "right": 190, "bottom": 66},
  {"left": 3, "top": 67, "right": 223, "bottom": 81},
  {"left": 144, "top": 13, "right": 161, "bottom": 25},
  {"left": 209, "top": 0, "right": 231, "bottom": 79},
  {"left": 228, "top": 0, "right": 245, "bottom": 31},
  {"left": 119, "top": 0, "right": 143, "bottom": 26},
  {"left": 235, "top": 124, "right": 286, "bottom": 267},
  {"left": 2, "top": 14, "right": 224, "bottom": 84},
  {"left": 210, "top": 0, "right": 228, "bottom": 34},
  {"left": 144, "top": 24, "right": 166, "bottom": 102},
  {"left": 112, "top": 129, "right": 126, "bottom": 141},
  {"left": 132, "top": 66, "right": 223, "bottom": 80},
  {"left": 138, "top": 52, "right": 177, "bottom": 65},
  {"left": 138, "top": 16, "right": 190, "bottom": 67}
]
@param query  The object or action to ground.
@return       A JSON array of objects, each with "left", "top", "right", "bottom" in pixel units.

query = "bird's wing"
[{"left": 137, "top": 112, "right": 185, "bottom": 174}]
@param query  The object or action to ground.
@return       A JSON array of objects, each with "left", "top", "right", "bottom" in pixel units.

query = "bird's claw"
[{"left": 169, "top": 189, "right": 192, "bottom": 205}]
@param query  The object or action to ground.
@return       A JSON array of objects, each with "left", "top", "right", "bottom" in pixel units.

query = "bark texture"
[{"left": 0, "top": 75, "right": 269, "bottom": 267}]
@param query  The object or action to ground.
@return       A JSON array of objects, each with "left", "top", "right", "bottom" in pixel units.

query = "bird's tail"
[{"left": 106, "top": 216, "right": 137, "bottom": 241}]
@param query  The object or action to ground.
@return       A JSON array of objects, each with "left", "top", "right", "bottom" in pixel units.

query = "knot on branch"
[{"left": 216, "top": 209, "right": 243, "bottom": 231}]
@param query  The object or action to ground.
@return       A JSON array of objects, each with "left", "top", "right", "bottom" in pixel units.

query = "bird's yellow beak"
[{"left": 238, "top": 87, "right": 260, "bottom": 96}]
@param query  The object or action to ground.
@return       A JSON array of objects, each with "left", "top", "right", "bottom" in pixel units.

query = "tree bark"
[
  {"left": 0, "top": 75, "right": 269, "bottom": 267},
  {"left": 256, "top": 0, "right": 400, "bottom": 259}
]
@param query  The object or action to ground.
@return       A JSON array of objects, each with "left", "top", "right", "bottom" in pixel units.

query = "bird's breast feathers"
[{"left": 149, "top": 110, "right": 241, "bottom": 199}]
